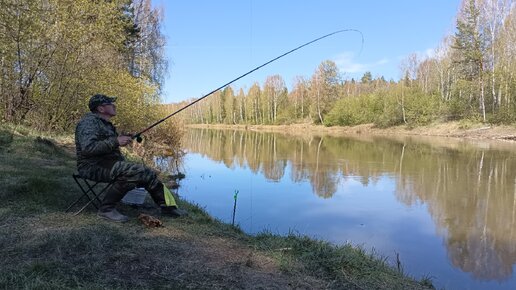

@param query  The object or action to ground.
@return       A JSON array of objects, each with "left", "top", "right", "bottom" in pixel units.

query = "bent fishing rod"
[{"left": 133, "top": 29, "right": 363, "bottom": 142}]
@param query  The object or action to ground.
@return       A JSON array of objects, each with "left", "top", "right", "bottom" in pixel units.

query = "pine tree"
[
  {"left": 452, "top": 0, "right": 487, "bottom": 121},
  {"left": 453, "top": 0, "right": 484, "bottom": 81},
  {"left": 361, "top": 71, "right": 373, "bottom": 84}
]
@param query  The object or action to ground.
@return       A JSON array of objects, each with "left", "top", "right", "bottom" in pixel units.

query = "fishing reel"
[{"left": 133, "top": 134, "right": 143, "bottom": 143}]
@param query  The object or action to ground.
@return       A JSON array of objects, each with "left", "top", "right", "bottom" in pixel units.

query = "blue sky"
[{"left": 151, "top": 1, "right": 461, "bottom": 104}]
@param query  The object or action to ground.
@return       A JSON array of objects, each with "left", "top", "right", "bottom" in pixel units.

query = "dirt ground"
[{"left": 93, "top": 213, "right": 332, "bottom": 289}]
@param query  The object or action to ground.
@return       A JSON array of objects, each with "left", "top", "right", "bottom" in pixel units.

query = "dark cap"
[{"left": 88, "top": 94, "right": 117, "bottom": 112}]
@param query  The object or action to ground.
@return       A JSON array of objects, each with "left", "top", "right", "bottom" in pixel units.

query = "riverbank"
[
  {"left": 187, "top": 121, "right": 516, "bottom": 141},
  {"left": 0, "top": 125, "right": 433, "bottom": 289}
]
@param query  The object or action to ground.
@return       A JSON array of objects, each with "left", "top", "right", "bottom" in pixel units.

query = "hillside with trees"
[{"left": 180, "top": 0, "right": 515, "bottom": 128}]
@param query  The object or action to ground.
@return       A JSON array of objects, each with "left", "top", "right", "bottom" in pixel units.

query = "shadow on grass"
[
  {"left": 0, "top": 222, "right": 190, "bottom": 289},
  {"left": 2, "top": 173, "right": 75, "bottom": 213},
  {"left": 0, "top": 128, "right": 13, "bottom": 149}
]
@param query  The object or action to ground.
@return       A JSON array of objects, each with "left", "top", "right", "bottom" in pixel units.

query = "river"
[{"left": 175, "top": 128, "right": 516, "bottom": 290}]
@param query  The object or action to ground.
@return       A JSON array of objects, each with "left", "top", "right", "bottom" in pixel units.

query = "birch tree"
[
  {"left": 310, "top": 60, "right": 340, "bottom": 124},
  {"left": 434, "top": 36, "right": 455, "bottom": 101},
  {"left": 263, "top": 75, "right": 286, "bottom": 123},
  {"left": 125, "top": 0, "right": 167, "bottom": 91},
  {"left": 478, "top": 0, "right": 511, "bottom": 111},
  {"left": 248, "top": 82, "right": 261, "bottom": 124},
  {"left": 290, "top": 76, "right": 309, "bottom": 119}
]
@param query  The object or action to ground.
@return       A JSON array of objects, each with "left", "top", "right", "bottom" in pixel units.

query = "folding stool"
[{"left": 66, "top": 174, "right": 114, "bottom": 215}]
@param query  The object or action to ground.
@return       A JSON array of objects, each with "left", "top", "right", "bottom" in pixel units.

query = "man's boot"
[
  {"left": 97, "top": 208, "right": 129, "bottom": 222},
  {"left": 148, "top": 183, "right": 188, "bottom": 218},
  {"left": 97, "top": 181, "right": 133, "bottom": 222}
]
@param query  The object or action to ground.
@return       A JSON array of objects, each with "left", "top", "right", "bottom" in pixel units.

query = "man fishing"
[
  {"left": 71, "top": 30, "right": 360, "bottom": 222},
  {"left": 75, "top": 93, "right": 187, "bottom": 222}
]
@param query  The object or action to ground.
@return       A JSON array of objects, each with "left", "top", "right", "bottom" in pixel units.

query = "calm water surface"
[{"left": 177, "top": 128, "right": 516, "bottom": 290}]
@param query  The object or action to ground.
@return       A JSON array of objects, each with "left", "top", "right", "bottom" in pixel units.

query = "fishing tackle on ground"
[{"left": 132, "top": 29, "right": 363, "bottom": 143}]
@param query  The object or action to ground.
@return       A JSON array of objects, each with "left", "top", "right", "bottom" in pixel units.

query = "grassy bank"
[{"left": 0, "top": 125, "right": 433, "bottom": 289}]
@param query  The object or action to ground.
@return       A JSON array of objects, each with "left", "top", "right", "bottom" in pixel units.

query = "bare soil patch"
[{"left": 188, "top": 122, "right": 516, "bottom": 142}]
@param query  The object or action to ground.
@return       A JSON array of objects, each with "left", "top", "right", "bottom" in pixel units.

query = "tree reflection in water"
[{"left": 183, "top": 128, "right": 516, "bottom": 281}]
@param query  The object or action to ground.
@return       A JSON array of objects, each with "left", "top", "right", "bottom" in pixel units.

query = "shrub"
[
  {"left": 404, "top": 90, "right": 441, "bottom": 125},
  {"left": 324, "top": 94, "right": 378, "bottom": 126},
  {"left": 487, "top": 106, "right": 516, "bottom": 124}
]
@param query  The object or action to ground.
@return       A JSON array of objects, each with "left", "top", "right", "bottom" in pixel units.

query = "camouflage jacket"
[{"left": 75, "top": 113, "right": 124, "bottom": 175}]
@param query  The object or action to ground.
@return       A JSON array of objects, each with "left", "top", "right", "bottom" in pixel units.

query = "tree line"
[
  {"left": 181, "top": 0, "right": 515, "bottom": 127},
  {"left": 0, "top": 0, "right": 174, "bottom": 135}
]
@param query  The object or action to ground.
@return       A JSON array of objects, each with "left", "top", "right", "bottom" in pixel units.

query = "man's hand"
[{"left": 117, "top": 135, "right": 133, "bottom": 147}]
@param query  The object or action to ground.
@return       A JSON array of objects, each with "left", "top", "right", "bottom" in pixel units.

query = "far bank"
[{"left": 186, "top": 121, "right": 516, "bottom": 142}]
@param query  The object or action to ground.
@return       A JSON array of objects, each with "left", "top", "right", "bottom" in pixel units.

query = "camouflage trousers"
[{"left": 79, "top": 161, "right": 166, "bottom": 211}]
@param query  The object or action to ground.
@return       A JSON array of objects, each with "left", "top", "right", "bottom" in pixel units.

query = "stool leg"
[
  {"left": 82, "top": 179, "right": 102, "bottom": 210},
  {"left": 66, "top": 176, "right": 96, "bottom": 213},
  {"left": 72, "top": 181, "right": 114, "bottom": 216}
]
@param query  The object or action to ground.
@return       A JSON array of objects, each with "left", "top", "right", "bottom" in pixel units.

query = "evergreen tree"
[
  {"left": 453, "top": 0, "right": 484, "bottom": 81},
  {"left": 361, "top": 71, "right": 373, "bottom": 84},
  {"left": 452, "top": 0, "right": 487, "bottom": 120}
]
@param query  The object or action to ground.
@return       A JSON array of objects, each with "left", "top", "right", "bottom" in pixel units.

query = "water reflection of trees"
[
  {"left": 184, "top": 128, "right": 516, "bottom": 280},
  {"left": 399, "top": 144, "right": 516, "bottom": 281}
]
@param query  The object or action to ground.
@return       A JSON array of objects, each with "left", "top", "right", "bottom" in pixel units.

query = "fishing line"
[
  {"left": 132, "top": 29, "right": 364, "bottom": 142},
  {"left": 249, "top": 0, "right": 254, "bottom": 233}
]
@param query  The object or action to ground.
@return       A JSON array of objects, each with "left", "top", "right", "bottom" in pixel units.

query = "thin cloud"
[
  {"left": 397, "top": 48, "right": 437, "bottom": 63},
  {"left": 333, "top": 52, "right": 389, "bottom": 75},
  {"left": 376, "top": 58, "right": 389, "bottom": 65}
]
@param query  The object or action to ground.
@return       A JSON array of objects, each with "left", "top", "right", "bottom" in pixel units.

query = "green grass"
[
  {"left": 0, "top": 124, "right": 435, "bottom": 289},
  {"left": 252, "top": 232, "right": 435, "bottom": 289}
]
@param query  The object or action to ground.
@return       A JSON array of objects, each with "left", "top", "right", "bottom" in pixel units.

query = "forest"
[
  {"left": 1, "top": 0, "right": 514, "bottom": 134},
  {"left": 0, "top": 0, "right": 175, "bottom": 134},
  {"left": 180, "top": 0, "right": 515, "bottom": 127}
]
